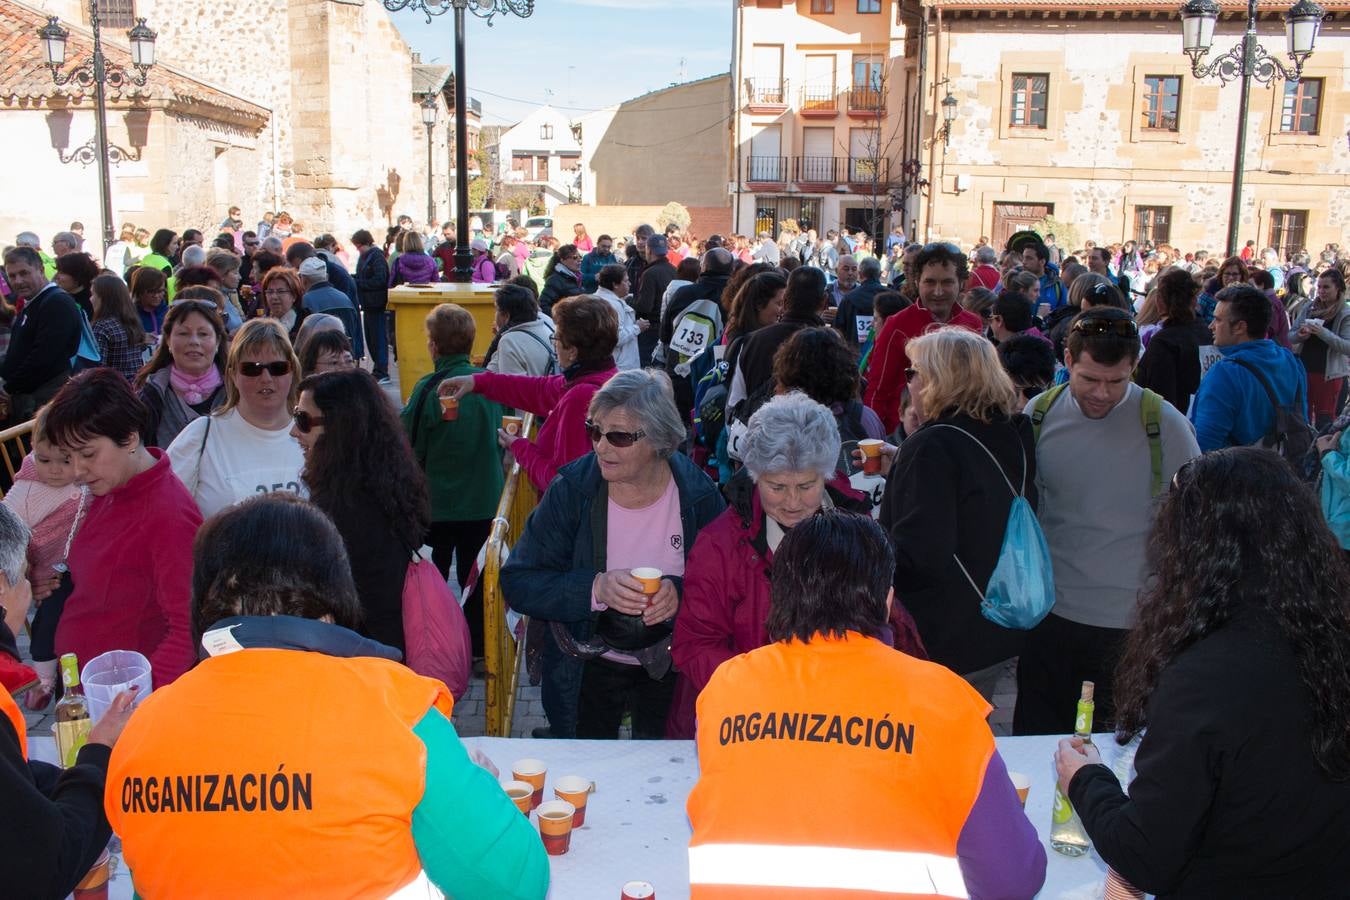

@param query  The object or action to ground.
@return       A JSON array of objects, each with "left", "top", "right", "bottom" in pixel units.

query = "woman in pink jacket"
[{"left": 439, "top": 295, "right": 618, "bottom": 493}]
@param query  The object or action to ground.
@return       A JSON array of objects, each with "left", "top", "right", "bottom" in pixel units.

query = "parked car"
[{"left": 524, "top": 216, "right": 553, "bottom": 242}]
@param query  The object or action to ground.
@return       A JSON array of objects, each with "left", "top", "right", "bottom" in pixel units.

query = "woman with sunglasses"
[
  {"left": 501, "top": 369, "right": 725, "bottom": 739},
  {"left": 135, "top": 300, "right": 229, "bottom": 448},
  {"left": 1056, "top": 449, "right": 1350, "bottom": 896},
  {"left": 439, "top": 295, "right": 619, "bottom": 494},
  {"left": 166, "top": 319, "right": 304, "bottom": 518},
  {"left": 878, "top": 326, "right": 1037, "bottom": 701},
  {"left": 292, "top": 370, "right": 430, "bottom": 655}
]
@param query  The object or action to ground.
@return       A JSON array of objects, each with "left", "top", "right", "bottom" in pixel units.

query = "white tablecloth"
[{"left": 32, "top": 734, "right": 1128, "bottom": 899}]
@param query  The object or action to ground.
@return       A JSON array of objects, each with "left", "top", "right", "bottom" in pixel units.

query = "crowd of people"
[{"left": 2, "top": 209, "right": 1349, "bottom": 897}]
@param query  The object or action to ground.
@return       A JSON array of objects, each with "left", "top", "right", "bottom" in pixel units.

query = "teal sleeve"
[{"left": 411, "top": 710, "right": 550, "bottom": 900}]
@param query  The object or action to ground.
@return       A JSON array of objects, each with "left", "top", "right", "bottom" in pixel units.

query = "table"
[{"left": 31, "top": 734, "right": 1130, "bottom": 899}]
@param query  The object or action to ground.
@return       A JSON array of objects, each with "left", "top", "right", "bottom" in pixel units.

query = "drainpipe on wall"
[
  {"left": 912, "top": 1, "right": 929, "bottom": 238},
  {"left": 923, "top": 2, "right": 942, "bottom": 241},
  {"left": 731, "top": 0, "right": 744, "bottom": 234}
]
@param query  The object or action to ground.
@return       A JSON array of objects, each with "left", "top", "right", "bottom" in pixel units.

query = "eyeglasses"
[
  {"left": 263, "top": 288, "right": 293, "bottom": 298},
  {"left": 585, "top": 420, "right": 646, "bottom": 448},
  {"left": 292, "top": 408, "right": 325, "bottom": 433},
  {"left": 239, "top": 360, "right": 292, "bottom": 377},
  {"left": 1071, "top": 317, "right": 1139, "bottom": 338}
]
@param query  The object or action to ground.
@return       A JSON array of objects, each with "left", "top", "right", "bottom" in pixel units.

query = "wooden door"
[{"left": 992, "top": 202, "right": 1053, "bottom": 248}]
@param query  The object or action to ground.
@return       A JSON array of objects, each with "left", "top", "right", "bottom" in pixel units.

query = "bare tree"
[{"left": 838, "top": 60, "right": 907, "bottom": 254}]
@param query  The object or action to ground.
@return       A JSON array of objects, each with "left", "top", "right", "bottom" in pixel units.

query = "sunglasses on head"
[
  {"left": 584, "top": 420, "right": 645, "bottom": 448},
  {"left": 292, "top": 408, "right": 325, "bottom": 433},
  {"left": 239, "top": 360, "right": 292, "bottom": 377},
  {"left": 1071, "top": 317, "right": 1138, "bottom": 338}
]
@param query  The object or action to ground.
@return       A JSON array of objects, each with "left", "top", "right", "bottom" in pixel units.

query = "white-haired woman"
[
  {"left": 500, "top": 369, "right": 726, "bottom": 740},
  {"left": 670, "top": 392, "right": 917, "bottom": 738},
  {"left": 879, "top": 325, "right": 1036, "bottom": 699}
]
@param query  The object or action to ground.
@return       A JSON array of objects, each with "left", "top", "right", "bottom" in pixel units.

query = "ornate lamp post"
[
  {"left": 939, "top": 90, "right": 959, "bottom": 147},
  {"left": 1179, "top": 0, "right": 1323, "bottom": 257},
  {"left": 38, "top": 8, "right": 157, "bottom": 255},
  {"left": 421, "top": 93, "right": 438, "bottom": 228},
  {"left": 384, "top": 0, "right": 535, "bottom": 282}
]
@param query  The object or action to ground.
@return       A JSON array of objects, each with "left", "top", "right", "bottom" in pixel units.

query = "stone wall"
[
  {"left": 552, "top": 204, "right": 733, "bottom": 244},
  {"left": 923, "top": 16, "right": 1350, "bottom": 252}
]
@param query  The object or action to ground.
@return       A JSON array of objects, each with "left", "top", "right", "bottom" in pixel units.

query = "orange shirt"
[
  {"left": 2, "top": 689, "right": 26, "bottom": 759},
  {"left": 687, "top": 632, "right": 993, "bottom": 899}
]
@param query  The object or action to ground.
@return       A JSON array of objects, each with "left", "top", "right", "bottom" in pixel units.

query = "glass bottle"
[
  {"left": 1050, "top": 680, "right": 1095, "bottom": 856},
  {"left": 53, "top": 653, "right": 91, "bottom": 768}
]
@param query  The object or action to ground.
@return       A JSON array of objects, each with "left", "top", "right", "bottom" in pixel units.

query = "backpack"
[
  {"left": 1030, "top": 383, "right": 1165, "bottom": 497},
  {"left": 494, "top": 258, "right": 511, "bottom": 280},
  {"left": 835, "top": 400, "right": 869, "bottom": 476},
  {"left": 1228, "top": 357, "right": 1317, "bottom": 481},
  {"left": 499, "top": 323, "right": 560, "bottom": 376},
  {"left": 726, "top": 376, "right": 777, "bottom": 462},
  {"left": 928, "top": 424, "right": 1055, "bottom": 630},
  {"left": 668, "top": 298, "right": 724, "bottom": 375}
]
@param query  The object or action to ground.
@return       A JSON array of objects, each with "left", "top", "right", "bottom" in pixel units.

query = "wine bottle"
[
  {"left": 53, "top": 653, "right": 91, "bottom": 768},
  {"left": 1050, "top": 680, "right": 1095, "bottom": 856}
]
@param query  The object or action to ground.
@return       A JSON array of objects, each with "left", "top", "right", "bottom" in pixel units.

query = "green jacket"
[
  {"left": 401, "top": 355, "right": 505, "bottom": 522},
  {"left": 140, "top": 252, "right": 176, "bottom": 300}
]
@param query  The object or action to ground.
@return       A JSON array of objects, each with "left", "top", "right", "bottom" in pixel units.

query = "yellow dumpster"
[{"left": 387, "top": 283, "right": 499, "bottom": 402}]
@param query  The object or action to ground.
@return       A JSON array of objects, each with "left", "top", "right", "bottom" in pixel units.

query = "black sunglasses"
[
  {"left": 585, "top": 420, "right": 646, "bottom": 448},
  {"left": 292, "top": 408, "right": 325, "bottom": 433},
  {"left": 239, "top": 360, "right": 292, "bottom": 377},
  {"left": 1071, "top": 317, "right": 1138, "bottom": 338},
  {"left": 904, "top": 367, "right": 920, "bottom": 381}
]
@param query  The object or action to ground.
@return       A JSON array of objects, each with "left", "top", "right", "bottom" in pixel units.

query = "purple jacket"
[{"left": 389, "top": 252, "right": 440, "bottom": 287}]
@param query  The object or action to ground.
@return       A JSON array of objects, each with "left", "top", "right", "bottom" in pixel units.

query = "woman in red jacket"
[
  {"left": 670, "top": 392, "right": 895, "bottom": 738},
  {"left": 439, "top": 295, "right": 618, "bottom": 494},
  {"left": 46, "top": 369, "right": 203, "bottom": 688}
]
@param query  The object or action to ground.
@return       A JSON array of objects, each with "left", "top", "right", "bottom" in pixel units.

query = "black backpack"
[{"left": 1229, "top": 358, "right": 1317, "bottom": 481}]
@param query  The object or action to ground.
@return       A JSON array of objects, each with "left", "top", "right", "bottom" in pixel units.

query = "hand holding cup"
[
  {"left": 437, "top": 375, "right": 476, "bottom": 402},
  {"left": 593, "top": 569, "right": 650, "bottom": 615},
  {"left": 851, "top": 440, "right": 898, "bottom": 477}
]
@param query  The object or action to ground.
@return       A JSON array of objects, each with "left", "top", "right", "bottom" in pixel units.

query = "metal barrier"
[
  {"left": 0, "top": 419, "right": 35, "bottom": 494},
  {"left": 482, "top": 413, "right": 540, "bottom": 737}
]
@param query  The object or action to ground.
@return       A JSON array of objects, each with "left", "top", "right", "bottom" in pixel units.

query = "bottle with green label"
[
  {"left": 53, "top": 653, "right": 91, "bottom": 768},
  {"left": 1050, "top": 680, "right": 1094, "bottom": 857}
]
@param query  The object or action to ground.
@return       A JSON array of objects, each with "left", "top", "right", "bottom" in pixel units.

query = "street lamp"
[
  {"left": 1179, "top": 0, "right": 1324, "bottom": 257},
  {"left": 384, "top": 0, "right": 535, "bottom": 283},
  {"left": 37, "top": 9, "right": 156, "bottom": 255},
  {"left": 940, "top": 90, "right": 959, "bottom": 145},
  {"left": 421, "top": 93, "right": 438, "bottom": 228}
]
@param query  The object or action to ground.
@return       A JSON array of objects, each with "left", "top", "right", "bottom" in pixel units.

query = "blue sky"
[{"left": 390, "top": 0, "right": 732, "bottom": 127}]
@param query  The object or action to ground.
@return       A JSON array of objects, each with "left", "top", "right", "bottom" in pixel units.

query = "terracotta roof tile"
[
  {"left": 929, "top": 0, "right": 1350, "bottom": 10},
  {"left": 0, "top": 0, "right": 267, "bottom": 125}
]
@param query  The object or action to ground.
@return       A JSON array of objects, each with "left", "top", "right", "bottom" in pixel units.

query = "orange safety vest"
[
  {"left": 686, "top": 632, "right": 994, "bottom": 899},
  {"left": 2, "top": 689, "right": 26, "bottom": 759},
  {"left": 105, "top": 648, "right": 454, "bottom": 899}
]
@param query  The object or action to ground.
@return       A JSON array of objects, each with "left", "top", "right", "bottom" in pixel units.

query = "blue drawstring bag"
[{"left": 929, "top": 425, "right": 1055, "bottom": 630}]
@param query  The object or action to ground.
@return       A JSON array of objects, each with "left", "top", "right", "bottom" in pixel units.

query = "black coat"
[
  {"left": 1135, "top": 319, "right": 1213, "bottom": 413},
  {"left": 735, "top": 314, "right": 822, "bottom": 401},
  {"left": 836, "top": 278, "right": 886, "bottom": 349},
  {"left": 879, "top": 411, "right": 1036, "bottom": 674},
  {"left": 353, "top": 246, "right": 390, "bottom": 311},
  {"left": 315, "top": 488, "right": 409, "bottom": 654},
  {"left": 539, "top": 269, "right": 584, "bottom": 317},
  {"left": 1069, "top": 608, "right": 1350, "bottom": 898},
  {"left": 0, "top": 286, "right": 80, "bottom": 396}
]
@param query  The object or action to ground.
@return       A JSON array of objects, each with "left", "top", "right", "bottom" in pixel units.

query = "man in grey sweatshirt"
[{"left": 1014, "top": 307, "right": 1200, "bottom": 735}]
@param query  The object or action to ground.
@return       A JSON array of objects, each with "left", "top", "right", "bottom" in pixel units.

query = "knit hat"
[
  {"left": 646, "top": 234, "right": 669, "bottom": 255},
  {"left": 297, "top": 257, "right": 328, "bottom": 280},
  {"left": 470, "top": 237, "right": 490, "bottom": 253}
]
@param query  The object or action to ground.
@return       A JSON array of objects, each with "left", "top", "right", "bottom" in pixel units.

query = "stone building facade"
[
  {"left": 2, "top": 0, "right": 433, "bottom": 248},
  {"left": 902, "top": 0, "right": 1350, "bottom": 255}
]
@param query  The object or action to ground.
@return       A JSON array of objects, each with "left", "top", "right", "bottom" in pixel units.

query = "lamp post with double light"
[
  {"left": 384, "top": 0, "right": 535, "bottom": 283},
  {"left": 1179, "top": 0, "right": 1324, "bottom": 257},
  {"left": 37, "top": 6, "right": 156, "bottom": 255}
]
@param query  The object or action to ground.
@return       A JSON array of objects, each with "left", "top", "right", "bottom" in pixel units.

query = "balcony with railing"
[
  {"left": 745, "top": 77, "right": 788, "bottom": 112},
  {"left": 799, "top": 84, "right": 838, "bottom": 117},
  {"left": 846, "top": 156, "right": 889, "bottom": 185},
  {"left": 847, "top": 86, "right": 885, "bottom": 117},
  {"left": 793, "top": 155, "right": 842, "bottom": 185},
  {"left": 745, "top": 155, "right": 789, "bottom": 184}
]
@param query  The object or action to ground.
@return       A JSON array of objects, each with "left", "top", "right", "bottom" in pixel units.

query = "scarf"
[{"left": 169, "top": 364, "right": 222, "bottom": 405}]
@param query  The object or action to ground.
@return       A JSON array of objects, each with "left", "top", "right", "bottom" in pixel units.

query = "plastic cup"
[
  {"left": 621, "top": 882, "right": 656, "bottom": 900},
  {"left": 512, "top": 758, "right": 547, "bottom": 809},
  {"left": 74, "top": 849, "right": 110, "bottom": 899},
  {"left": 503, "top": 780, "right": 534, "bottom": 816},
  {"left": 554, "top": 775, "right": 593, "bottom": 827},
  {"left": 440, "top": 395, "right": 459, "bottom": 421},
  {"left": 1008, "top": 770, "right": 1030, "bottom": 808},
  {"left": 858, "top": 439, "right": 884, "bottom": 476},
  {"left": 502, "top": 415, "right": 524, "bottom": 436},
  {"left": 81, "top": 650, "right": 152, "bottom": 724},
  {"left": 630, "top": 567, "right": 662, "bottom": 596},
  {"left": 1037, "top": 302, "right": 1052, "bottom": 319},
  {"left": 537, "top": 799, "right": 576, "bottom": 855}
]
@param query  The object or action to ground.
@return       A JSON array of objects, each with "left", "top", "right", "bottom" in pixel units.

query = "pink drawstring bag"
[{"left": 402, "top": 551, "right": 472, "bottom": 700}]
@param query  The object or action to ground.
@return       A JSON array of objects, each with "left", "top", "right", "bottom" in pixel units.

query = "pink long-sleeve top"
[
  {"left": 2, "top": 455, "right": 85, "bottom": 575},
  {"left": 473, "top": 365, "right": 617, "bottom": 494}
]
